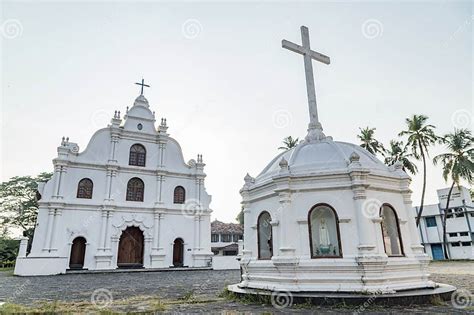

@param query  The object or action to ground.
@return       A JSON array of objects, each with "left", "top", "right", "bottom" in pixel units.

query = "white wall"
[{"left": 212, "top": 256, "right": 240, "bottom": 270}]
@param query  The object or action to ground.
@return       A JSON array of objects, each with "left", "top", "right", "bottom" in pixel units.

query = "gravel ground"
[{"left": 0, "top": 261, "right": 472, "bottom": 313}]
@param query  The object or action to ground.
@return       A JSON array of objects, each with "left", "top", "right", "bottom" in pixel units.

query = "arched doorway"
[
  {"left": 117, "top": 226, "right": 144, "bottom": 268},
  {"left": 173, "top": 238, "right": 184, "bottom": 267},
  {"left": 69, "top": 237, "right": 86, "bottom": 269}
]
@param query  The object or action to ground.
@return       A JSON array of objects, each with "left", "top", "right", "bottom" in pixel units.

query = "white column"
[
  {"left": 98, "top": 210, "right": 108, "bottom": 251},
  {"left": 195, "top": 178, "right": 200, "bottom": 201},
  {"left": 277, "top": 191, "right": 294, "bottom": 254},
  {"left": 198, "top": 215, "right": 202, "bottom": 250},
  {"left": 405, "top": 203, "right": 426, "bottom": 256},
  {"left": 158, "top": 142, "right": 165, "bottom": 167},
  {"left": 104, "top": 170, "right": 112, "bottom": 200},
  {"left": 155, "top": 174, "right": 164, "bottom": 204},
  {"left": 52, "top": 165, "right": 66, "bottom": 199},
  {"left": 109, "top": 169, "right": 118, "bottom": 200},
  {"left": 104, "top": 211, "right": 113, "bottom": 250},
  {"left": 43, "top": 209, "right": 54, "bottom": 250},
  {"left": 354, "top": 197, "right": 375, "bottom": 252},
  {"left": 143, "top": 235, "right": 153, "bottom": 268},
  {"left": 17, "top": 237, "right": 28, "bottom": 258},
  {"left": 162, "top": 142, "right": 167, "bottom": 167},
  {"left": 108, "top": 134, "right": 119, "bottom": 162},
  {"left": 57, "top": 166, "right": 67, "bottom": 198},
  {"left": 193, "top": 216, "right": 199, "bottom": 250},
  {"left": 348, "top": 163, "right": 376, "bottom": 256},
  {"left": 241, "top": 202, "right": 252, "bottom": 257},
  {"left": 52, "top": 166, "right": 61, "bottom": 198},
  {"left": 153, "top": 212, "right": 163, "bottom": 250},
  {"left": 48, "top": 209, "right": 60, "bottom": 251}
]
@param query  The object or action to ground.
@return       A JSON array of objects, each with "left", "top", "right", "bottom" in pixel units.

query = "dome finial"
[
  {"left": 244, "top": 173, "right": 255, "bottom": 185},
  {"left": 279, "top": 157, "right": 289, "bottom": 169},
  {"left": 133, "top": 94, "right": 150, "bottom": 108}
]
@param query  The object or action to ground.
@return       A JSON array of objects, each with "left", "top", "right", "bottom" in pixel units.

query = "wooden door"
[
  {"left": 173, "top": 238, "right": 184, "bottom": 267},
  {"left": 69, "top": 237, "right": 86, "bottom": 269},
  {"left": 117, "top": 227, "right": 144, "bottom": 268}
]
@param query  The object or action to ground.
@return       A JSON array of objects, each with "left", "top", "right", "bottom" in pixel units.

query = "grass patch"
[
  {"left": 429, "top": 295, "right": 446, "bottom": 306},
  {"left": 218, "top": 288, "right": 272, "bottom": 306},
  {"left": 218, "top": 287, "right": 235, "bottom": 299},
  {"left": 178, "top": 290, "right": 195, "bottom": 301},
  {"left": 0, "top": 295, "right": 169, "bottom": 314},
  {"left": 0, "top": 302, "right": 33, "bottom": 314},
  {"left": 0, "top": 293, "right": 225, "bottom": 314}
]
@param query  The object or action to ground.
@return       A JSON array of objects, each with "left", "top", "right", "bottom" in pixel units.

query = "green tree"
[
  {"left": 0, "top": 237, "right": 20, "bottom": 265},
  {"left": 433, "top": 129, "right": 473, "bottom": 259},
  {"left": 384, "top": 140, "right": 418, "bottom": 175},
  {"left": 399, "top": 115, "right": 438, "bottom": 226},
  {"left": 0, "top": 172, "right": 52, "bottom": 236},
  {"left": 235, "top": 206, "right": 244, "bottom": 226},
  {"left": 278, "top": 136, "right": 299, "bottom": 151},
  {"left": 357, "top": 127, "right": 385, "bottom": 155}
]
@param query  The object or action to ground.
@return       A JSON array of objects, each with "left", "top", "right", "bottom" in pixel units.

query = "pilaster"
[{"left": 348, "top": 152, "right": 377, "bottom": 257}]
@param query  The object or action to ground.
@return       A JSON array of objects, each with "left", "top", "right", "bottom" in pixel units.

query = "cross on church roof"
[
  {"left": 135, "top": 78, "right": 150, "bottom": 95},
  {"left": 282, "top": 26, "right": 330, "bottom": 136}
]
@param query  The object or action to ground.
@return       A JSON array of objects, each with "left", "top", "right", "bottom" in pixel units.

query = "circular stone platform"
[{"left": 227, "top": 283, "right": 457, "bottom": 306}]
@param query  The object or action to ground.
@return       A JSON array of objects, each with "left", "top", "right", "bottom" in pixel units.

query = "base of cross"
[{"left": 305, "top": 122, "right": 329, "bottom": 143}]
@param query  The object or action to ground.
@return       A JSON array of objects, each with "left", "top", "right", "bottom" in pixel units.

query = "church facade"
[{"left": 15, "top": 91, "right": 213, "bottom": 276}]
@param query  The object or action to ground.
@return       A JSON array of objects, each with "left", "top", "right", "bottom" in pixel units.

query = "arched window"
[
  {"left": 173, "top": 186, "right": 186, "bottom": 204},
  {"left": 77, "top": 178, "right": 93, "bottom": 199},
  {"left": 380, "top": 204, "right": 404, "bottom": 256},
  {"left": 129, "top": 144, "right": 146, "bottom": 167},
  {"left": 308, "top": 204, "right": 342, "bottom": 258},
  {"left": 257, "top": 211, "right": 273, "bottom": 260},
  {"left": 126, "top": 177, "right": 144, "bottom": 202}
]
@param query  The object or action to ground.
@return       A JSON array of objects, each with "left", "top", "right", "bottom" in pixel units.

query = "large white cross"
[{"left": 282, "top": 26, "right": 330, "bottom": 129}]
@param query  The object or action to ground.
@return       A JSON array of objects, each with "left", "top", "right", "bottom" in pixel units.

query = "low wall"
[
  {"left": 14, "top": 257, "right": 68, "bottom": 276},
  {"left": 212, "top": 255, "right": 240, "bottom": 270}
]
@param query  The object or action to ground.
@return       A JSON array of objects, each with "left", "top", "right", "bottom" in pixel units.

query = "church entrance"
[
  {"left": 117, "top": 227, "right": 144, "bottom": 268},
  {"left": 172, "top": 238, "right": 184, "bottom": 267},
  {"left": 69, "top": 237, "right": 86, "bottom": 269}
]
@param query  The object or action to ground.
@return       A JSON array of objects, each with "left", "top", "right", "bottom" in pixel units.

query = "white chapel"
[
  {"left": 15, "top": 82, "right": 213, "bottom": 275},
  {"left": 230, "top": 26, "right": 452, "bottom": 296}
]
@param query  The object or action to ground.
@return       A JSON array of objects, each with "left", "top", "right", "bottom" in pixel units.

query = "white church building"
[
  {"left": 15, "top": 83, "right": 213, "bottom": 276},
  {"left": 230, "top": 26, "right": 453, "bottom": 297}
]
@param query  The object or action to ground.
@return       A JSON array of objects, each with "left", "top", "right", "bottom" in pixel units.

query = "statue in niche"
[{"left": 319, "top": 218, "right": 331, "bottom": 254}]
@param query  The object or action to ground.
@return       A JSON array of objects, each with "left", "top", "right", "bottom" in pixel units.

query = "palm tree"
[
  {"left": 384, "top": 140, "right": 418, "bottom": 175},
  {"left": 433, "top": 129, "right": 473, "bottom": 259},
  {"left": 399, "top": 115, "right": 438, "bottom": 226},
  {"left": 278, "top": 136, "right": 299, "bottom": 151},
  {"left": 357, "top": 127, "right": 385, "bottom": 155}
]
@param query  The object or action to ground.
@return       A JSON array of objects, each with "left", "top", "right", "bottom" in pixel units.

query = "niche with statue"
[{"left": 309, "top": 204, "right": 342, "bottom": 258}]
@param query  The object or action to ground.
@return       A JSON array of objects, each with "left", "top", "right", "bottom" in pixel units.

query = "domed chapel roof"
[{"left": 256, "top": 134, "right": 392, "bottom": 183}]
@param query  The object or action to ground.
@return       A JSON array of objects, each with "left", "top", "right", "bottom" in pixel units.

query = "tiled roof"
[
  {"left": 212, "top": 243, "right": 239, "bottom": 251},
  {"left": 211, "top": 220, "right": 243, "bottom": 234}
]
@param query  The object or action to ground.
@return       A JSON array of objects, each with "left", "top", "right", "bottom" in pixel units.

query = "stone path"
[{"left": 0, "top": 261, "right": 472, "bottom": 313}]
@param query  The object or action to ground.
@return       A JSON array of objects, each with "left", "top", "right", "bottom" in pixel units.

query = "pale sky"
[{"left": 1, "top": 1, "right": 472, "bottom": 224}]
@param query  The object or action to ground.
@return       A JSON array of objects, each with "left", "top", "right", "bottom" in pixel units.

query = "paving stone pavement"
[{"left": 0, "top": 261, "right": 472, "bottom": 313}]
